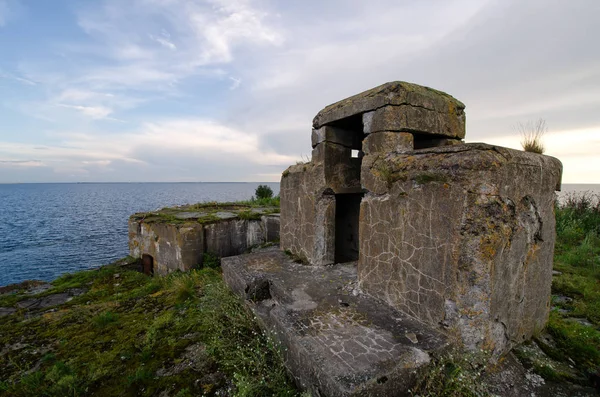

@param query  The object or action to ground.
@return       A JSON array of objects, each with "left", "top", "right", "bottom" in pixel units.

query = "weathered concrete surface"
[
  {"left": 222, "top": 249, "right": 449, "bottom": 397},
  {"left": 358, "top": 143, "right": 563, "bottom": 356},
  {"left": 280, "top": 163, "right": 335, "bottom": 266},
  {"left": 312, "top": 142, "right": 362, "bottom": 193},
  {"left": 313, "top": 81, "right": 465, "bottom": 139},
  {"left": 129, "top": 221, "right": 204, "bottom": 275},
  {"left": 129, "top": 213, "right": 280, "bottom": 276},
  {"left": 362, "top": 131, "right": 413, "bottom": 155}
]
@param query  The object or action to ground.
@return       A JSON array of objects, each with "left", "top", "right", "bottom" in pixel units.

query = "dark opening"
[
  {"left": 413, "top": 132, "right": 460, "bottom": 150},
  {"left": 335, "top": 193, "right": 362, "bottom": 263},
  {"left": 142, "top": 254, "right": 154, "bottom": 276}
]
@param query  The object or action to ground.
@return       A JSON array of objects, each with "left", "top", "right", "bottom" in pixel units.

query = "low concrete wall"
[{"left": 129, "top": 214, "right": 280, "bottom": 275}]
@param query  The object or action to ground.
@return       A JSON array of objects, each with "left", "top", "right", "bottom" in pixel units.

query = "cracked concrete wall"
[
  {"left": 280, "top": 81, "right": 562, "bottom": 357},
  {"left": 280, "top": 162, "right": 335, "bottom": 265},
  {"left": 358, "top": 143, "right": 562, "bottom": 355},
  {"left": 129, "top": 215, "right": 280, "bottom": 275}
]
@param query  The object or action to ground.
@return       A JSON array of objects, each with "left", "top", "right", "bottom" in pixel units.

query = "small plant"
[
  {"left": 255, "top": 185, "right": 274, "bottom": 200},
  {"left": 411, "top": 350, "right": 490, "bottom": 396},
  {"left": 93, "top": 311, "right": 118, "bottom": 328},
  {"left": 515, "top": 118, "right": 547, "bottom": 154},
  {"left": 203, "top": 252, "right": 221, "bottom": 269}
]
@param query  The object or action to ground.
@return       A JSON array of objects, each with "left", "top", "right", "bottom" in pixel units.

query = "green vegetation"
[
  {"left": 516, "top": 118, "right": 546, "bottom": 154},
  {"left": 411, "top": 351, "right": 489, "bottom": 397},
  {"left": 0, "top": 260, "right": 298, "bottom": 396},
  {"left": 547, "top": 192, "right": 600, "bottom": 376},
  {"left": 254, "top": 185, "right": 274, "bottom": 200},
  {"left": 130, "top": 197, "right": 280, "bottom": 225},
  {"left": 202, "top": 252, "right": 220, "bottom": 269}
]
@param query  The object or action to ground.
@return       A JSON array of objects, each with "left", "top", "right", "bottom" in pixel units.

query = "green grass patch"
[
  {"left": 543, "top": 192, "right": 600, "bottom": 380},
  {"left": 0, "top": 263, "right": 298, "bottom": 396}
]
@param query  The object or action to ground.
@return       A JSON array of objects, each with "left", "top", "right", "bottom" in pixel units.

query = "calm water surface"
[
  {"left": 0, "top": 183, "right": 597, "bottom": 287},
  {"left": 0, "top": 183, "right": 279, "bottom": 286}
]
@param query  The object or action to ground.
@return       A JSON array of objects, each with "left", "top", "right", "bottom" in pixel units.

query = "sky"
[{"left": 0, "top": 0, "right": 599, "bottom": 184}]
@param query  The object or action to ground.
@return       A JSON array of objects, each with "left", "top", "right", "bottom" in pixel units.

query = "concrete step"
[{"left": 222, "top": 248, "right": 449, "bottom": 397}]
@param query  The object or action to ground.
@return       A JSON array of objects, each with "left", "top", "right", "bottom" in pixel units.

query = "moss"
[
  {"left": 237, "top": 210, "right": 262, "bottom": 221},
  {"left": 413, "top": 172, "right": 449, "bottom": 185},
  {"left": 282, "top": 170, "right": 290, "bottom": 178},
  {"left": 0, "top": 263, "right": 299, "bottom": 396},
  {"left": 375, "top": 162, "right": 408, "bottom": 189}
]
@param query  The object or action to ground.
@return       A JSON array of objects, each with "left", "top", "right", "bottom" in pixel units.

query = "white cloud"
[
  {"left": 0, "top": 160, "right": 45, "bottom": 168},
  {"left": 57, "top": 104, "right": 113, "bottom": 119},
  {"left": 0, "top": 71, "right": 36, "bottom": 85},
  {"left": 475, "top": 126, "right": 600, "bottom": 184},
  {"left": 229, "top": 76, "right": 241, "bottom": 90},
  {"left": 150, "top": 34, "right": 177, "bottom": 50},
  {"left": 72, "top": 0, "right": 283, "bottom": 90},
  {"left": 3, "top": 0, "right": 600, "bottom": 183},
  {"left": 0, "top": 117, "right": 296, "bottom": 181}
]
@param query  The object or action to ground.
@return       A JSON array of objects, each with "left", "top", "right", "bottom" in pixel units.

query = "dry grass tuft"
[{"left": 515, "top": 118, "right": 547, "bottom": 154}]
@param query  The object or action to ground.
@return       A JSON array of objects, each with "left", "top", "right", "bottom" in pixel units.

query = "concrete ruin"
[
  {"left": 223, "top": 81, "right": 563, "bottom": 396},
  {"left": 280, "top": 81, "right": 562, "bottom": 355},
  {"left": 128, "top": 204, "right": 280, "bottom": 275}
]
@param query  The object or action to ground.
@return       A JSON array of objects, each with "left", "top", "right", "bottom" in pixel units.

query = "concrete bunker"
[
  {"left": 280, "top": 81, "right": 563, "bottom": 356},
  {"left": 223, "top": 81, "right": 565, "bottom": 396},
  {"left": 128, "top": 205, "right": 281, "bottom": 276}
]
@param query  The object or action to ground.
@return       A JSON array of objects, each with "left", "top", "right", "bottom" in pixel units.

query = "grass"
[
  {"left": 411, "top": 351, "right": 489, "bottom": 397},
  {"left": 547, "top": 192, "right": 600, "bottom": 376},
  {"left": 0, "top": 260, "right": 299, "bottom": 397},
  {"left": 516, "top": 118, "right": 546, "bottom": 154}
]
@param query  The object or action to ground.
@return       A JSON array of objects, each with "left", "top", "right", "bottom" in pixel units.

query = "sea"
[
  {"left": 0, "top": 182, "right": 597, "bottom": 287},
  {"left": 0, "top": 182, "right": 280, "bottom": 287}
]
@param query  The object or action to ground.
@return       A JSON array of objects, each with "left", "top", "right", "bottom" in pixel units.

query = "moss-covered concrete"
[{"left": 129, "top": 200, "right": 281, "bottom": 276}]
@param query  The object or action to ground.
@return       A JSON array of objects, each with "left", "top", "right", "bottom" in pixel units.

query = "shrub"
[
  {"left": 255, "top": 185, "right": 274, "bottom": 200},
  {"left": 515, "top": 118, "right": 547, "bottom": 154}
]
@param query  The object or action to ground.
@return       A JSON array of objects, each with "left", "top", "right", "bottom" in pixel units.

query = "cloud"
[
  {"left": 57, "top": 104, "right": 113, "bottom": 119},
  {"left": 229, "top": 77, "right": 241, "bottom": 90},
  {"left": 0, "top": 160, "right": 44, "bottom": 168},
  {"left": 0, "top": 117, "right": 296, "bottom": 182},
  {"left": 2, "top": 0, "right": 599, "bottom": 183},
  {"left": 150, "top": 34, "right": 177, "bottom": 50},
  {"left": 0, "top": 71, "right": 36, "bottom": 86},
  {"left": 72, "top": 0, "right": 283, "bottom": 90}
]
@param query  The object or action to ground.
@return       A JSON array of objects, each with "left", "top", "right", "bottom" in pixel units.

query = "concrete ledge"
[{"left": 222, "top": 249, "right": 449, "bottom": 397}]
